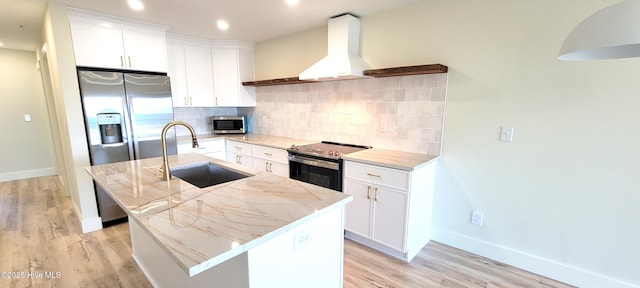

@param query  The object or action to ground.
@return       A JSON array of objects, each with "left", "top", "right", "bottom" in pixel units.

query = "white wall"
[
  {"left": 254, "top": 0, "right": 640, "bottom": 287},
  {"left": 0, "top": 48, "right": 56, "bottom": 181},
  {"left": 41, "top": 2, "right": 102, "bottom": 232}
]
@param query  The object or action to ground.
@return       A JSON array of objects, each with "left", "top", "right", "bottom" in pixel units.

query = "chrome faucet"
[{"left": 159, "top": 121, "right": 199, "bottom": 181}]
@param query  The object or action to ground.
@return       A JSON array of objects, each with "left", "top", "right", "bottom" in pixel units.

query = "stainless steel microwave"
[{"left": 211, "top": 116, "right": 246, "bottom": 134}]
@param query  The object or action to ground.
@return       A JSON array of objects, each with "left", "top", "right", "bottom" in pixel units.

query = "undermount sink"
[{"left": 171, "top": 162, "right": 250, "bottom": 188}]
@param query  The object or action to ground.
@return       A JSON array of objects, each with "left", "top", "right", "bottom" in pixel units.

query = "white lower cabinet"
[
  {"left": 226, "top": 140, "right": 253, "bottom": 169},
  {"left": 343, "top": 160, "right": 436, "bottom": 262},
  {"left": 251, "top": 144, "right": 289, "bottom": 178},
  {"left": 226, "top": 140, "right": 289, "bottom": 177},
  {"left": 177, "top": 138, "right": 226, "bottom": 160}
]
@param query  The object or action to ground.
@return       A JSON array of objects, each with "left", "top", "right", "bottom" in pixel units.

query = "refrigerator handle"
[{"left": 122, "top": 93, "right": 136, "bottom": 160}]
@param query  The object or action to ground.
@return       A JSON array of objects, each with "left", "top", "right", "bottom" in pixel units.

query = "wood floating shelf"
[
  {"left": 242, "top": 64, "right": 448, "bottom": 87},
  {"left": 363, "top": 64, "right": 448, "bottom": 78},
  {"left": 242, "top": 77, "right": 315, "bottom": 87}
]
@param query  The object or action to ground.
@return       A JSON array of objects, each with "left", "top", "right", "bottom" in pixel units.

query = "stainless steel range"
[{"left": 288, "top": 141, "right": 371, "bottom": 191}]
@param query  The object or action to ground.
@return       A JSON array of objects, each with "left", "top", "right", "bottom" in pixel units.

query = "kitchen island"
[{"left": 85, "top": 153, "right": 351, "bottom": 288}]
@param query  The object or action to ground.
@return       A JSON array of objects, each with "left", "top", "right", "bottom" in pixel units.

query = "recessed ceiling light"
[
  {"left": 217, "top": 20, "right": 230, "bottom": 31},
  {"left": 128, "top": 0, "right": 144, "bottom": 11},
  {"left": 285, "top": 0, "right": 299, "bottom": 5}
]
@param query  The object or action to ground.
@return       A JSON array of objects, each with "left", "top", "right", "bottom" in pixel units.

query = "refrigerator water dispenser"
[{"left": 97, "top": 113, "right": 123, "bottom": 145}]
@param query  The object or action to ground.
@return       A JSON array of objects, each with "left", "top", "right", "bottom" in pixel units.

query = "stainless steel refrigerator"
[{"left": 78, "top": 69, "right": 177, "bottom": 224}]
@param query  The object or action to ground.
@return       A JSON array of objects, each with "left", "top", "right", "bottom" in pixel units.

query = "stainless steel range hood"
[{"left": 299, "top": 14, "right": 370, "bottom": 81}]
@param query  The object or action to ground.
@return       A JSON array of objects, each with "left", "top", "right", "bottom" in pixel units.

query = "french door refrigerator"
[{"left": 78, "top": 69, "right": 177, "bottom": 224}]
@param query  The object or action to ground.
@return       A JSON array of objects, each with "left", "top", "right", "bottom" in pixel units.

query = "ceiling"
[{"left": 0, "top": 0, "right": 420, "bottom": 52}]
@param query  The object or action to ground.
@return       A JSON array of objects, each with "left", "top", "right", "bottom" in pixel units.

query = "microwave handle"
[{"left": 288, "top": 155, "right": 339, "bottom": 171}]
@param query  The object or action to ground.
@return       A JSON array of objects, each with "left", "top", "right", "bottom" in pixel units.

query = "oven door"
[{"left": 289, "top": 154, "right": 342, "bottom": 191}]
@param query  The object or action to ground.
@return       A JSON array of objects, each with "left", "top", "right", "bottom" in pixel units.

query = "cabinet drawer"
[
  {"left": 251, "top": 144, "right": 288, "bottom": 164},
  {"left": 226, "top": 140, "right": 252, "bottom": 155},
  {"left": 344, "top": 161, "right": 409, "bottom": 191}
]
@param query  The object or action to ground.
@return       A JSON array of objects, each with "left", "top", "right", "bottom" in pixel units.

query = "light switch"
[
  {"left": 500, "top": 126, "right": 514, "bottom": 142},
  {"left": 24, "top": 114, "right": 32, "bottom": 122}
]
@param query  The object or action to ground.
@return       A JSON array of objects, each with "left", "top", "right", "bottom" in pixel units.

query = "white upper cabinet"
[
  {"left": 211, "top": 45, "right": 256, "bottom": 107},
  {"left": 68, "top": 9, "right": 168, "bottom": 73},
  {"left": 121, "top": 30, "right": 167, "bottom": 72},
  {"left": 166, "top": 37, "right": 256, "bottom": 108},
  {"left": 166, "top": 36, "right": 216, "bottom": 107},
  {"left": 166, "top": 40, "right": 189, "bottom": 107},
  {"left": 184, "top": 45, "right": 215, "bottom": 106},
  {"left": 69, "top": 22, "right": 125, "bottom": 70}
]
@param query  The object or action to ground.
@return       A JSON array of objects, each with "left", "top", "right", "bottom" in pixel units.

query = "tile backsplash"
[
  {"left": 173, "top": 107, "right": 238, "bottom": 136},
  {"left": 248, "top": 74, "right": 447, "bottom": 155}
]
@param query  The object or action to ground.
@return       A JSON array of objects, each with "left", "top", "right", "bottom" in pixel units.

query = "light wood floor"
[{"left": 0, "top": 176, "right": 573, "bottom": 288}]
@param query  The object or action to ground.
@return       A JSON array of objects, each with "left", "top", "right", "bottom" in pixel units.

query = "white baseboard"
[
  {"left": 71, "top": 198, "right": 103, "bottom": 233},
  {"left": 431, "top": 226, "right": 638, "bottom": 288},
  {"left": 80, "top": 216, "right": 103, "bottom": 233},
  {"left": 0, "top": 167, "right": 56, "bottom": 182}
]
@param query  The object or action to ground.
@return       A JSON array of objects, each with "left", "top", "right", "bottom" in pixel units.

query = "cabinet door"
[
  {"left": 70, "top": 22, "right": 124, "bottom": 69},
  {"left": 227, "top": 151, "right": 253, "bottom": 169},
  {"left": 211, "top": 48, "right": 239, "bottom": 106},
  {"left": 183, "top": 44, "right": 215, "bottom": 106},
  {"left": 252, "top": 157, "right": 271, "bottom": 173},
  {"left": 238, "top": 48, "right": 256, "bottom": 106},
  {"left": 252, "top": 158, "right": 289, "bottom": 178},
  {"left": 121, "top": 30, "right": 167, "bottom": 72},
  {"left": 269, "top": 162, "right": 289, "bottom": 178},
  {"left": 343, "top": 179, "right": 372, "bottom": 239},
  {"left": 371, "top": 187, "right": 407, "bottom": 251},
  {"left": 166, "top": 41, "right": 189, "bottom": 107}
]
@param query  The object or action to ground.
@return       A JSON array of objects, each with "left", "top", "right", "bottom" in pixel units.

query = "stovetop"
[{"left": 288, "top": 141, "right": 372, "bottom": 160}]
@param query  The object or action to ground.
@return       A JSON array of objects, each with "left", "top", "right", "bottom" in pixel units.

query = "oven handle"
[{"left": 288, "top": 155, "right": 339, "bottom": 171}]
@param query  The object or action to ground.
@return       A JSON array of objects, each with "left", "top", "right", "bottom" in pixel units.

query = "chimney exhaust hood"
[{"left": 299, "top": 13, "right": 370, "bottom": 81}]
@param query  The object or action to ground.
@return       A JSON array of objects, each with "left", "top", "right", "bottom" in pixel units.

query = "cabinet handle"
[
  {"left": 235, "top": 155, "right": 240, "bottom": 164},
  {"left": 374, "top": 187, "right": 379, "bottom": 201},
  {"left": 189, "top": 97, "right": 193, "bottom": 106},
  {"left": 264, "top": 152, "right": 272, "bottom": 157},
  {"left": 367, "top": 186, "right": 371, "bottom": 199},
  {"left": 265, "top": 162, "right": 269, "bottom": 172},
  {"left": 269, "top": 163, "right": 273, "bottom": 172},
  {"left": 128, "top": 56, "right": 132, "bottom": 68},
  {"left": 235, "top": 146, "right": 242, "bottom": 150},
  {"left": 120, "top": 56, "right": 124, "bottom": 67},
  {"left": 215, "top": 97, "right": 219, "bottom": 106},
  {"left": 184, "top": 97, "right": 188, "bottom": 106},
  {"left": 367, "top": 173, "right": 381, "bottom": 178}
]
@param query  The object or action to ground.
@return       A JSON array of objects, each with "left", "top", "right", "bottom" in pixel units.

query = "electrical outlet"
[
  {"left": 294, "top": 227, "right": 313, "bottom": 251},
  {"left": 500, "top": 126, "right": 514, "bottom": 142},
  {"left": 24, "top": 114, "right": 32, "bottom": 122},
  {"left": 471, "top": 210, "right": 484, "bottom": 226}
]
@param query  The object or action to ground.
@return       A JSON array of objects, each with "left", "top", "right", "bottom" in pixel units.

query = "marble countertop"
[
  {"left": 177, "top": 133, "right": 316, "bottom": 150},
  {"left": 342, "top": 148, "right": 439, "bottom": 171},
  {"left": 178, "top": 133, "right": 438, "bottom": 170},
  {"left": 85, "top": 153, "right": 351, "bottom": 276}
]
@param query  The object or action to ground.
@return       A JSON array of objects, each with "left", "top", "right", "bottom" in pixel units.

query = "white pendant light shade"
[{"left": 559, "top": 0, "right": 640, "bottom": 61}]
